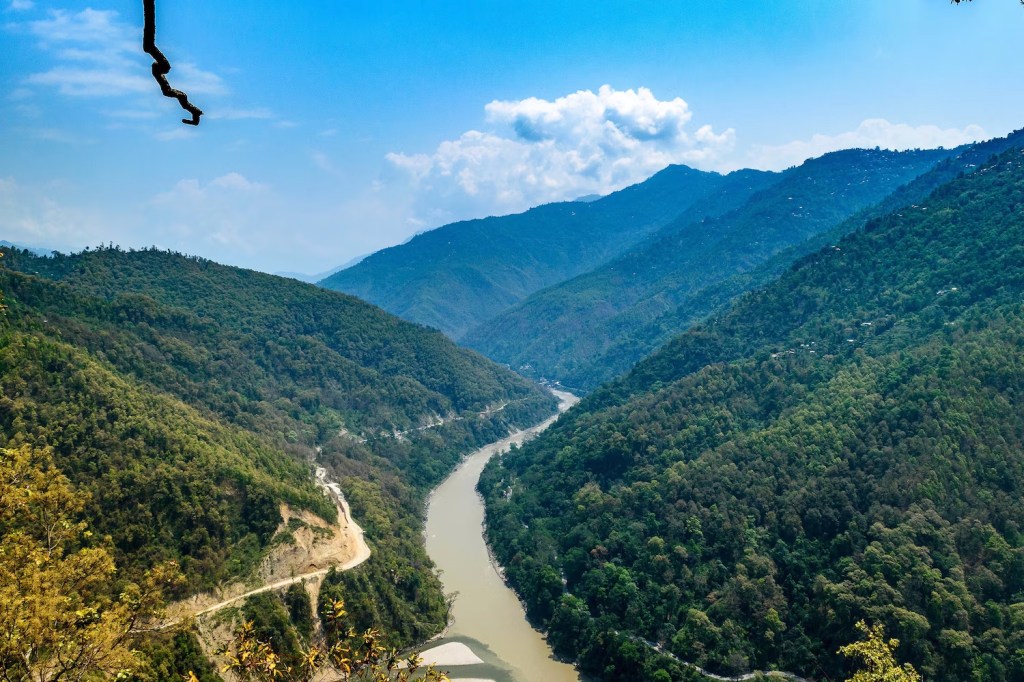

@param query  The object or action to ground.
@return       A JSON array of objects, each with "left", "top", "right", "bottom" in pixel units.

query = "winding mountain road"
[{"left": 162, "top": 467, "right": 370, "bottom": 626}]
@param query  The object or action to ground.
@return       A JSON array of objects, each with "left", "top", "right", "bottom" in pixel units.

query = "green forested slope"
[
  {"left": 479, "top": 148, "right": 1024, "bottom": 681},
  {"left": 0, "top": 248, "right": 555, "bottom": 642},
  {"left": 545, "top": 131, "right": 1024, "bottom": 396},
  {"left": 464, "top": 147, "right": 956, "bottom": 391},
  {"left": 321, "top": 165, "right": 777, "bottom": 339},
  {"left": 0, "top": 329, "right": 330, "bottom": 588},
  {"left": 6, "top": 248, "right": 546, "bottom": 431}
]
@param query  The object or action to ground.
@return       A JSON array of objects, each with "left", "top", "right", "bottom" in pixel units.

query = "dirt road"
[{"left": 163, "top": 467, "right": 370, "bottom": 625}]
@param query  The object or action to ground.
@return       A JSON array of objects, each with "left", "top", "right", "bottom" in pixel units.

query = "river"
[{"left": 420, "top": 389, "right": 581, "bottom": 682}]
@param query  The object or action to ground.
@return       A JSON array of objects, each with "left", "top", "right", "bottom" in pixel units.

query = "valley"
[
  {"left": 6, "top": 141, "right": 1024, "bottom": 681},
  {"left": 0, "top": 246, "right": 558, "bottom": 680},
  {"left": 4, "top": 8, "right": 1023, "bottom": 677},
  {"left": 6, "top": 138, "right": 1024, "bottom": 681}
]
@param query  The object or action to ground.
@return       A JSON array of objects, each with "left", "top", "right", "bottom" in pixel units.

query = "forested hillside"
[
  {"left": 465, "top": 146, "right": 956, "bottom": 391},
  {"left": 320, "top": 165, "right": 777, "bottom": 339},
  {"left": 521, "top": 130, "right": 1024, "bottom": 396},
  {"left": 0, "top": 248, "right": 555, "bottom": 648},
  {"left": 479, "top": 148, "right": 1024, "bottom": 681}
]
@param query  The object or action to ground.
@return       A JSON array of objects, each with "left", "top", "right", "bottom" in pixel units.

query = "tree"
[
  {"left": 218, "top": 597, "right": 450, "bottom": 682},
  {"left": 838, "top": 620, "right": 922, "bottom": 682},
  {"left": 0, "top": 445, "right": 181, "bottom": 682}
]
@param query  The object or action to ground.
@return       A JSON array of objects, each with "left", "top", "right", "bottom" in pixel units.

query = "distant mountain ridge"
[
  {"left": 464, "top": 145, "right": 958, "bottom": 390},
  {"left": 276, "top": 254, "right": 367, "bottom": 282},
  {"left": 320, "top": 164, "right": 778, "bottom": 339},
  {"left": 0, "top": 239, "right": 52, "bottom": 257}
]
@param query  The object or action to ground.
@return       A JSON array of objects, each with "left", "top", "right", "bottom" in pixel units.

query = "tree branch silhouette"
[{"left": 143, "top": 0, "right": 203, "bottom": 126}]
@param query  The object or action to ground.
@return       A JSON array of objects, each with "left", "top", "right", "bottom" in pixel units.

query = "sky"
[{"left": 1, "top": 1, "right": 1023, "bottom": 275}]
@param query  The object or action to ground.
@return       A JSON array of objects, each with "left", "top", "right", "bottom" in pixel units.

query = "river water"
[{"left": 421, "top": 390, "right": 581, "bottom": 682}]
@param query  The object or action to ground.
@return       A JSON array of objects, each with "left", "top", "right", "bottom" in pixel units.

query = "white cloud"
[
  {"left": 151, "top": 173, "right": 270, "bottom": 251},
  {"left": 23, "top": 126, "right": 96, "bottom": 145},
  {"left": 209, "top": 172, "right": 264, "bottom": 191},
  {"left": 155, "top": 127, "right": 198, "bottom": 141},
  {"left": 206, "top": 107, "right": 274, "bottom": 121},
  {"left": 311, "top": 151, "right": 340, "bottom": 176},
  {"left": 746, "top": 118, "right": 987, "bottom": 171},
  {"left": 18, "top": 8, "right": 223, "bottom": 102},
  {"left": 29, "top": 8, "right": 131, "bottom": 48},
  {"left": 26, "top": 66, "right": 150, "bottom": 97},
  {"left": 171, "top": 62, "right": 227, "bottom": 96},
  {"left": 7, "top": 0, "right": 35, "bottom": 12},
  {"left": 0, "top": 177, "right": 105, "bottom": 249},
  {"left": 386, "top": 85, "right": 735, "bottom": 226}
]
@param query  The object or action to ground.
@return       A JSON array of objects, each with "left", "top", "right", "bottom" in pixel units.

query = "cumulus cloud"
[
  {"left": 7, "top": 0, "right": 35, "bottom": 11},
  {"left": 746, "top": 118, "right": 986, "bottom": 171},
  {"left": 386, "top": 85, "right": 735, "bottom": 225}
]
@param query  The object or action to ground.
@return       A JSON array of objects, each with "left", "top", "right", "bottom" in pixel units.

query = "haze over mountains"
[
  {"left": 321, "top": 142, "right": 983, "bottom": 388},
  {"left": 320, "top": 165, "right": 778, "bottom": 339},
  {"left": 463, "top": 146, "right": 957, "bottom": 389}
]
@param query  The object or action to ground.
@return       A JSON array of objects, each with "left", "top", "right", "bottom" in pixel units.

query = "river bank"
[{"left": 420, "top": 389, "right": 580, "bottom": 682}]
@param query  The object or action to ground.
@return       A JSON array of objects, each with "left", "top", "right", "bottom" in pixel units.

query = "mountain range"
[
  {"left": 317, "top": 144, "right": 989, "bottom": 395},
  {"left": 463, "top": 146, "right": 959, "bottom": 390},
  {"left": 478, "top": 144, "right": 1024, "bottom": 681},
  {"left": 320, "top": 164, "right": 778, "bottom": 339},
  {"left": 7, "top": 126, "right": 1024, "bottom": 682}
]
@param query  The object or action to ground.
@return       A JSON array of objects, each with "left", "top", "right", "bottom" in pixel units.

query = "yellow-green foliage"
[
  {"left": 0, "top": 330, "right": 331, "bottom": 591},
  {"left": 0, "top": 244, "right": 556, "bottom": 666},
  {"left": 219, "top": 598, "right": 450, "bottom": 682},
  {"left": 0, "top": 446, "right": 179, "bottom": 682},
  {"left": 839, "top": 621, "right": 921, "bottom": 682}
]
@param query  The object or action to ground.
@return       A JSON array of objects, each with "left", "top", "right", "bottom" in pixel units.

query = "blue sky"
[{"left": 2, "top": 0, "right": 1023, "bottom": 274}]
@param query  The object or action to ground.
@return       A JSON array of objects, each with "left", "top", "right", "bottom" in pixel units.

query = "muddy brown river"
[{"left": 422, "top": 390, "right": 581, "bottom": 682}]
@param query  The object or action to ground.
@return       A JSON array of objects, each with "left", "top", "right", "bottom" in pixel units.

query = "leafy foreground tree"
[
  {"left": 0, "top": 445, "right": 181, "bottom": 682},
  {"left": 218, "top": 597, "right": 449, "bottom": 682},
  {"left": 839, "top": 621, "right": 921, "bottom": 682}
]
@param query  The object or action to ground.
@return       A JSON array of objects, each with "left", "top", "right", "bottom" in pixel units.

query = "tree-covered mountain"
[
  {"left": 479, "top": 147, "right": 1024, "bottom": 681},
  {"left": 320, "top": 165, "right": 778, "bottom": 339},
  {"left": 0, "top": 247, "right": 555, "bottom": 641},
  {"left": 464, "top": 146, "right": 958, "bottom": 391}
]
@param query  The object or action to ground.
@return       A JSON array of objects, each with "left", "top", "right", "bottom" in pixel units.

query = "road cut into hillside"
[{"left": 162, "top": 466, "right": 370, "bottom": 625}]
